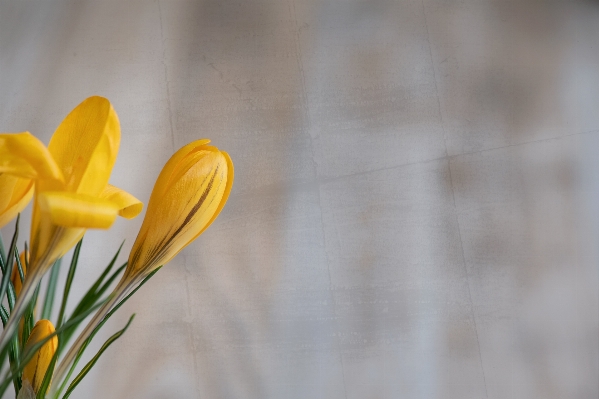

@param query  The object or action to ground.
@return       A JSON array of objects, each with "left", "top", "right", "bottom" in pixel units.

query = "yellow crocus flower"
[
  {"left": 21, "top": 320, "right": 58, "bottom": 395},
  {"left": 52, "top": 139, "right": 233, "bottom": 386},
  {"left": 0, "top": 174, "right": 33, "bottom": 229},
  {"left": 126, "top": 138, "right": 233, "bottom": 281},
  {"left": 0, "top": 96, "right": 143, "bottom": 350}
]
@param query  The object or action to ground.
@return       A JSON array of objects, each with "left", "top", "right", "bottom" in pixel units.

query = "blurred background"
[{"left": 1, "top": 0, "right": 599, "bottom": 398}]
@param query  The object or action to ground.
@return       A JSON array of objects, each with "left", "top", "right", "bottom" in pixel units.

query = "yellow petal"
[
  {"left": 22, "top": 320, "right": 57, "bottom": 394},
  {"left": 127, "top": 140, "right": 233, "bottom": 278},
  {"left": 44, "top": 96, "right": 120, "bottom": 196},
  {"left": 37, "top": 191, "right": 119, "bottom": 229},
  {"left": 0, "top": 132, "right": 64, "bottom": 182},
  {"left": 193, "top": 151, "right": 234, "bottom": 240},
  {"left": 100, "top": 184, "right": 143, "bottom": 219},
  {"left": 0, "top": 174, "right": 34, "bottom": 228},
  {"left": 150, "top": 139, "right": 211, "bottom": 202}
]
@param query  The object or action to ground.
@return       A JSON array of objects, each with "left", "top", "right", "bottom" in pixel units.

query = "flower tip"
[
  {"left": 120, "top": 201, "right": 143, "bottom": 219},
  {"left": 84, "top": 95, "right": 111, "bottom": 106}
]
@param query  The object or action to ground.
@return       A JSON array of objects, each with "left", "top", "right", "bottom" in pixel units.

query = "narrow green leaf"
[
  {"left": 94, "top": 263, "right": 127, "bottom": 302},
  {"left": 69, "top": 243, "right": 124, "bottom": 322},
  {"left": 15, "top": 246, "right": 24, "bottom": 285},
  {"left": 78, "top": 242, "right": 124, "bottom": 308},
  {"left": 0, "top": 316, "right": 10, "bottom": 372},
  {"left": 59, "top": 260, "right": 126, "bottom": 352},
  {"left": 56, "top": 268, "right": 161, "bottom": 398},
  {"left": 36, "top": 349, "right": 58, "bottom": 399},
  {"left": 23, "top": 242, "right": 28, "bottom": 267},
  {"left": 62, "top": 314, "right": 136, "bottom": 399},
  {"left": 41, "top": 258, "right": 62, "bottom": 321},
  {"left": 0, "top": 252, "right": 17, "bottom": 313},
  {"left": 57, "top": 239, "right": 83, "bottom": 328},
  {"left": 0, "top": 231, "right": 6, "bottom": 266},
  {"left": 21, "top": 281, "right": 41, "bottom": 350},
  {"left": 0, "top": 304, "right": 21, "bottom": 395},
  {"left": 100, "top": 268, "right": 160, "bottom": 336},
  {"left": 5, "top": 214, "right": 19, "bottom": 273},
  {"left": 0, "top": 215, "right": 19, "bottom": 313},
  {"left": 14, "top": 247, "right": 31, "bottom": 348}
]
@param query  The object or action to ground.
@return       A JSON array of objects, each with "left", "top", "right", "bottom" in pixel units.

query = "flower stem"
[{"left": 50, "top": 279, "right": 129, "bottom": 397}]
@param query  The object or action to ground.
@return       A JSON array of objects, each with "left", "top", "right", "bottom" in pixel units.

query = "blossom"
[
  {"left": 0, "top": 96, "right": 143, "bottom": 350},
  {"left": 0, "top": 174, "right": 33, "bottom": 229},
  {"left": 125, "top": 139, "right": 233, "bottom": 281},
  {"left": 22, "top": 320, "right": 58, "bottom": 395}
]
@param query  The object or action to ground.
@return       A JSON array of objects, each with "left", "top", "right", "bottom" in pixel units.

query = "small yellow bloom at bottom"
[{"left": 22, "top": 320, "right": 57, "bottom": 395}]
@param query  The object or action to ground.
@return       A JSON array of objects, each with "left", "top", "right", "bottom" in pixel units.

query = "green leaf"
[
  {"left": 97, "top": 268, "right": 160, "bottom": 338},
  {"left": 36, "top": 349, "right": 58, "bottom": 399},
  {"left": 0, "top": 232, "right": 6, "bottom": 267},
  {"left": 55, "top": 268, "right": 161, "bottom": 398},
  {"left": 69, "top": 244, "right": 124, "bottom": 324},
  {"left": 94, "top": 263, "right": 127, "bottom": 303},
  {"left": 77, "top": 241, "right": 124, "bottom": 309},
  {"left": 21, "top": 279, "right": 41, "bottom": 351},
  {"left": 41, "top": 258, "right": 62, "bottom": 321},
  {"left": 59, "top": 261, "right": 127, "bottom": 353},
  {"left": 0, "top": 215, "right": 19, "bottom": 313},
  {"left": 56, "top": 239, "right": 83, "bottom": 328},
  {"left": 15, "top": 246, "right": 25, "bottom": 287},
  {"left": 0, "top": 251, "right": 17, "bottom": 315},
  {"left": 13, "top": 247, "right": 34, "bottom": 349},
  {"left": 0, "top": 305, "right": 21, "bottom": 395},
  {"left": 61, "top": 314, "right": 136, "bottom": 399}
]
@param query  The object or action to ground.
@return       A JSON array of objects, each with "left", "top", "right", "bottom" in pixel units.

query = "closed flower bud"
[
  {"left": 126, "top": 139, "right": 233, "bottom": 280},
  {"left": 22, "top": 320, "right": 58, "bottom": 395}
]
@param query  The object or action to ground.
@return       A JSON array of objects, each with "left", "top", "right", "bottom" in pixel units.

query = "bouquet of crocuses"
[{"left": 0, "top": 96, "right": 233, "bottom": 398}]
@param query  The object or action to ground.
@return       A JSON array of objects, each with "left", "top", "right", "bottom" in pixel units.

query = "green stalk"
[{"left": 56, "top": 240, "right": 83, "bottom": 329}]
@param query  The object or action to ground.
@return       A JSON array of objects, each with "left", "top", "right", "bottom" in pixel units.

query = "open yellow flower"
[
  {"left": 0, "top": 174, "right": 33, "bottom": 229},
  {"left": 53, "top": 139, "right": 233, "bottom": 385},
  {"left": 0, "top": 96, "right": 143, "bottom": 350},
  {"left": 22, "top": 320, "right": 58, "bottom": 395}
]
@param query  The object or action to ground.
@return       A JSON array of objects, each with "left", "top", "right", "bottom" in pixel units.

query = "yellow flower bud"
[
  {"left": 0, "top": 173, "right": 33, "bottom": 229},
  {"left": 126, "top": 139, "right": 233, "bottom": 280},
  {"left": 22, "top": 320, "right": 58, "bottom": 395}
]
